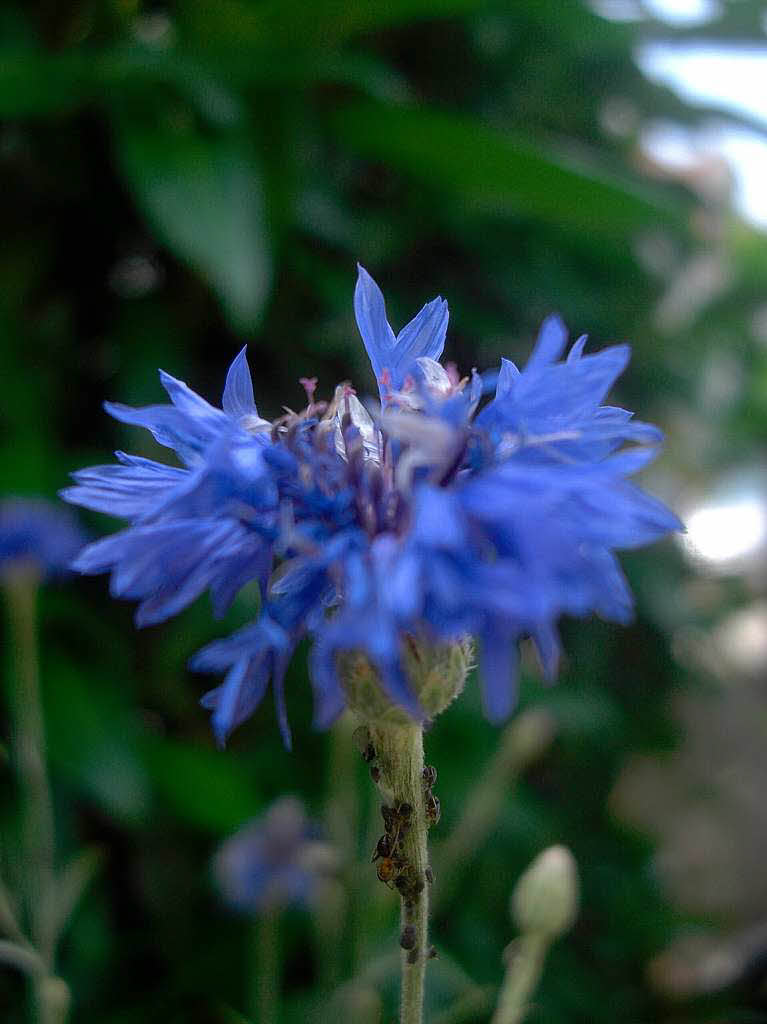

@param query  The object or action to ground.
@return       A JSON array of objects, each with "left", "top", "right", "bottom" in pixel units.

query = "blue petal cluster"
[
  {"left": 62, "top": 266, "right": 680, "bottom": 745},
  {"left": 0, "top": 498, "right": 87, "bottom": 581},
  {"left": 214, "top": 797, "right": 335, "bottom": 913}
]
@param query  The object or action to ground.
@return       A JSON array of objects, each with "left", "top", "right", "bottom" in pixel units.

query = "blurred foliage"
[{"left": 2, "top": 0, "right": 767, "bottom": 1022}]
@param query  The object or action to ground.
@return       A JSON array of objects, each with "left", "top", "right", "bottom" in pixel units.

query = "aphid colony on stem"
[{"left": 356, "top": 725, "right": 441, "bottom": 961}]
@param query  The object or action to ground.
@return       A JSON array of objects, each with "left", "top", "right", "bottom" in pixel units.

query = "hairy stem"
[{"left": 368, "top": 721, "right": 430, "bottom": 1024}]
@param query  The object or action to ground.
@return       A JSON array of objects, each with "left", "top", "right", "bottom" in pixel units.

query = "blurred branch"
[
  {"left": 432, "top": 985, "right": 495, "bottom": 1024},
  {"left": 433, "top": 709, "right": 556, "bottom": 914},
  {"left": 0, "top": 940, "right": 45, "bottom": 978},
  {"left": 51, "top": 847, "right": 103, "bottom": 943},
  {"left": 0, "top": 876, "right": 26, "bottom": 946}
]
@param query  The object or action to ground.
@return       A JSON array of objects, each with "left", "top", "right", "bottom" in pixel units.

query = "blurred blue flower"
[
  {"left": 63, "top": 265, "right": 680, "bottom": 745},
  {"left": 214, "top": 797, "right": 336, "bottom": 913},
  {"left": 0, "top": 498, "right": 87, "bottom": 581}
]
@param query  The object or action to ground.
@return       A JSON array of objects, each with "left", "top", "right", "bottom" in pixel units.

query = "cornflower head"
[
  {"left": 62, "top": 266, "right": 680, "bottom": 747},
  {"left": 214, "top": 797, "right": 336, "bottom": 913},
  {"left": 0, "top": 498, "right": 87, "bottom": 581}
]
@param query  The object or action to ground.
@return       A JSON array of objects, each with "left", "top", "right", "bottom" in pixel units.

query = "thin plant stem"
[
  {"left": 368, "top": 721, "right": 430, "bottom": 1024},
  {"left": 252, "top": 910, "right": 280, "bottom": 1024},
  {"left": 318, "top": 713, "right": 357, "bottom": 989},
  {"left": 3, "top": 567, "right": 68, "bottom": 1024},
  {"left": 0, "top": 875, "right": 27, "bottom": 945},
  {"left": 490, "top": 934, "right": 549, "bottom": 1024}
]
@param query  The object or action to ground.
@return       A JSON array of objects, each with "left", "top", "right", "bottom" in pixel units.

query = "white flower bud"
[{"left": 511, "top": 845, "right": 579, "bottom": 939}]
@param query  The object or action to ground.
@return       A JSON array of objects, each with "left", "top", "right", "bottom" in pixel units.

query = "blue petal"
[
  {"left": 104, "top": 401, "right": 217, "bottom": 466},
  {"left": 354, "top": 265, "right": 396, "bottom": 384},
  {"left": 222, "top": 347, "right": 259, "bottom": 420},
  {"left": 193, "top": 617, "right": 293, "bottom": 745},
  {"left": 62, "top": 454, "right": 186, "bottom": 520},
  {"left": 532, "top": 622, "right": 560, "bottom": 680},
  {"left": 479, "top": 621, "right": 519, "bottom": 722},
  {"left": 393, "top": 297, "right": 448, "bottom": 383},
  {"left": 525, "top": 315, "right": 568, "bottom": 373},
  {"left": 307, "top": 630, "right": 347, "bottom": 730},
  {"left": 210, "top": 658, "right": 269, "bottom": 748},
  {"left": 566, "top": 334, "right": 588, "bottom": 363},
  {"left": 496, "top": 357, "right": 520, "bottom": 398},
  {"left": 412, "top": 485, "right": 466, "bottom": 550},
  {"left": 160, "top": 369, "right": 227, "bottom": 426}
]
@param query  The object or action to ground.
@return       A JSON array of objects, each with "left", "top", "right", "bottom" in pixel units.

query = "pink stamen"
[
  {"left": 299, "top": 376, "right": 318, "bottom": 403},
  {"left": 446, "top": 362, "right": 461, "bottom": 388}
]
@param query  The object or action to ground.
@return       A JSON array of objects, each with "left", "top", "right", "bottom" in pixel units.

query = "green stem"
[
  {"left": 318, "top": 713, "right": 357, "bottom": 989},
  {"left": 3, "top": 569, "right": 68, "bottom": 1024},
  {"left": 490, "top": 934, "right": 549, "bottom": 1024},
  {"left": 368, "top": 721, "right": 429, "bottom": 1024},
  {"left": 253, "top": 910, "right": 280, "bottom": 1024}
]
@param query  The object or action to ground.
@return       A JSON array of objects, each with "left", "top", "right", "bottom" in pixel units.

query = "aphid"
[
  {"left": 400, "top": 924, "right": 416, "bottom": 950},
  {"left": 427, "top": 945, "right": 438, "bottom": 960},
  {"left": 371, "top": 834, "right": 393, "bottom": 862},
  {"left": 381, "top": 805, "right": 397, "bottom": 833},
  {"left": 377, "top": 857, "right": 395, "bottom": 884},
  {"left": 426, "top": 793, "right": 441, "bottom": 827},
  {"left": 425, "top": 866, "right": 434, "bottom": 885},
  {"left": 353, "top": 725, "right": 375, "bottom": 762},
  {"left": 369, "top": 765, "right": 381, "bottom": 784},
  {"left": 397, "top": 802, "right": 413, "bottom": 819},
  {"left": 406, "top": 949, "right": 419, "bottom": 964},
  {"left": 422, "top": 765, "right": 437, "bottom": 789}
]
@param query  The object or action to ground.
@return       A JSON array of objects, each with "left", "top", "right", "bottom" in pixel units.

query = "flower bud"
[
  {"left": 340, "top": 636, "right": 473, "bottom": 725},
  {"left": 511, "top": 845, "right": 579, "bottom": 939},
  {"left": 504, "top": 708, "right": 556, "bottom": 770}
]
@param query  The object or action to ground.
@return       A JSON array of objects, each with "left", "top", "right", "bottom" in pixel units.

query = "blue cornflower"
[
  {"left": 213, "top": 797, "right": 337, "bottom": 913},
  {"left": 0, "top": 498, "right": 87, "bottom": 581},
  {"left": 62, "top": 265, "right": 680, "bottom": 745}
]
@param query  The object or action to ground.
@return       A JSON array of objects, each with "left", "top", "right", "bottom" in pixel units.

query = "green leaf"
[
  {"left": 0, "top": 52, "right": 91, "bottom": 117},
  {"left": 147, "top": 739, "right": 263, "bottom": 833},
  {"left": 115, "top": 122, "right": 271, "bottom": 329},
  {"left": 178, "top": 0, "right": 502, "bottom": 51},
  {"left": 45, "top": 662, "right": 150, "bottom": 824},
  {"left": 331, "top": 102, "right": 687, "bottom": 239}
]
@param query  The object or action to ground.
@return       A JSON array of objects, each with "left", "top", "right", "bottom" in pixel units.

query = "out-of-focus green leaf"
[
  {"left": 115, "top": 123, "right": 271, "bottom": 330},
  {"left": 146, "top": 739, "right": 263, "bottom": 833},
  {"left": 178, "top": 0, "right": 502, "bottom": 50},
  {"left": 331, "top": 102, "right": 687, "bottom": 239},
  {"left": 0, "top": 46, "right": 408, "bottom": 121},
  {"left": 45, "top": 663, "right": 150, "bottom": 824},
  {"left": 0, "top": 51, "right": 91, "bottom": 116}
]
